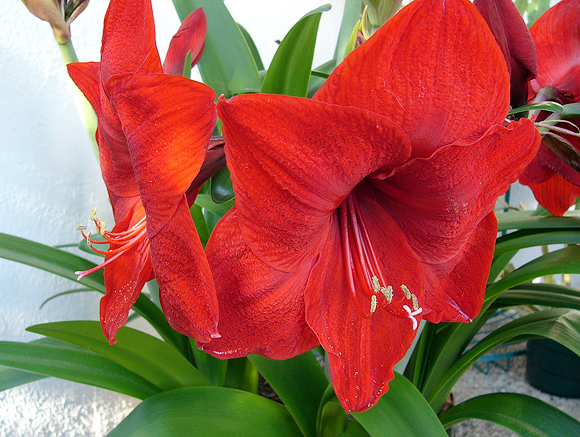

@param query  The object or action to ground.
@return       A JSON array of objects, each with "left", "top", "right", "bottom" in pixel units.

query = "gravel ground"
[{"left": 451, "top": 315, "right": 580, "bottom": 437}]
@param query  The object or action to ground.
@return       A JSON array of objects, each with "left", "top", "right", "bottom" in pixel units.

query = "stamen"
[
  {"left": 381, "top": 285, "right": 393, "bottom": 303},
  {"left": 401, "top": 284, "right": 411, "bottom": 299},
  {"left": 411, "top": 294, "right": 419, "bottom": 311},
  {"left": 370, "top": 295, "right": 378, "bottom": 313},
  {"left": 372, "top": 275, "right": 380, "bottom": 293}
]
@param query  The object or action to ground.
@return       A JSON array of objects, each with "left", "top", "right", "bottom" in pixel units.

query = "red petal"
[
  {"left": 100, "top": 0, "right": 163, "bottom": 83},
  {"left": 474, "top": 0, "right": 537, "bottom": 108},
  {"left": 305, "top": 193, "right": 422, "bottom": 412},
  {"left": 531, "top": 0, "right": 580, "bottom": 98},
  {"left": 106, "top": 73, "right": 216, "bottom": 237},
  {"left": 150, "top": 196, "right": 219, "bottom": 342},
  {"left": 372, "top": 119, "right": 539, "bottom": 264},
  {"left": 529, "top": 175, "right": 580, "bottom": 217},
  {"left": 422, "top": 213, "right": 497, "bottom": 323},
  {"left": 200, "top": 208, "right": 319, "bottom": 357},
  {"left": 163, "top": 8, "right": 207, "bottom": 75},
  {"left": 218, "top": 94, "right": 410, "bottom": 272},
  {"left": 67, "top": 62, "right": 101, "bottom": 114},
  {"left": 100, "top": 200, "right": 153, "bottom": 344},
  {"left": 314, "top": 0, "right": 510, "bottom": 158}
]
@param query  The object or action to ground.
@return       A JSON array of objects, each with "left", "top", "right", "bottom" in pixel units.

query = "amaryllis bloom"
[
  {"left": 68, "top": 0, "right": 219, "bottom": 344},
  {"left": 474, "top": 0, "right": 537, "bottom": 109},
  {"left": 519, "top": 0, "right": 580, "bottom": 216},
  {"left": 200, "top": 0, "right": 539, "bottom": 412}
]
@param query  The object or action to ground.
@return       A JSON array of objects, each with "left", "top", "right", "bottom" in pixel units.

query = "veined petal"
[
  {"left": 422, "top": 213, "right": 497, "bottom": 323},
  {"left": 314, "top": 0, "right": 510, "bottom": 158},
  {"left": 163, "top": 8, "right": 206, "bottom": 75},
  {"left": 531, "top": 0, "right": 580, "bottom": 97},
  {"left": 106, "top": 73, "right": 216, "bottom": 237},
  {"left": 100, "top": 202, "right": 153, "bottom": 345},
  {"left": 372, "top": 119, "right": 539, "bottom": 264},
  {"left": 200, "top": 208, "right": 319, "bottom": 357},
  {"left": 100, "top": 0, "right": 163, "bottom": 83},
  {"left": 528, "top": 175, "right": 580, "bottom": 217},
  {"left": 150, "top": 196, "right": 219, "bottom": 342},
  {"left": 305, "top": 193, "right": 422, "bottom": 412},
  {"left": 218, "top": 94, "right": 411, "bottom": 272},
  {"left": 474, "top": 0, "right": 537, "bottom": 108}
]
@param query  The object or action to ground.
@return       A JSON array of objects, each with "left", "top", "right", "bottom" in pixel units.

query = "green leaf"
[
  {"left": 0, "top": 233, "right": 187, "bottom": 356},
  {"left": 249, "top": 352, "right": 329, "bottom": 437},
  {"left": 0, "top": 366, "right": 47, "bottom": 392},
  {"left": 238, "top": 24, "right": 264, "bottom": 71},
  {"left": 562, "top": 102, "right": 580, "bottom": 119},
  {"left": 308, "top": 59, "right": 336, "bottom": 98},
  {"left": 496, "top": 212, "right": 580, "bottom": 232},
  {"left": 508, "top": 101, "right": 564, "bottom": 115},
  {"left": 39, "top": 287, "right": 94, "bottom": 309},
  {"left": 171, "top": 0, "right": 261, "bottom": 97},
  {"left": 109, "top": 386, "right": 303, "bottom": 436},
  {"left": 486, "top": 246, "right": 580, "bottom": 302},
  {"left": 494, "top": 228, "right": 580, "bottom": 257},
  {"left": 195, "top": 193, "right": 235, "bottom": 217},
  {"left": 190, "top": 340, "right": 228, "bottom": 386},
  {"left": 210, "top": 166, "right": 235, "bottom": 204},
  {"left": 334, "top": 0, "right": 362, "bottom": 64},
  {"left": 352, "top": 373, "right": 447, "bottom": 436},
  {"left": 427, "top": 308, "right": 580, "bottom": 411},
  {"left": 0, "top": 340, "right": 160, "bottom": 399},
  {"left": 439, "top": 393, "right": 580, "bottom": 436},
  {"left": 261, "top": 5, "right": 331, "bottom": 97},
  {"left": 493, "top": 282, "right": 580, "bottom": 311},
  {"left": 28, "top": 321, "right": 209, "bottom": 391},
  {"left": 190, "top": 203, "right": 210, "bottom": 247}
]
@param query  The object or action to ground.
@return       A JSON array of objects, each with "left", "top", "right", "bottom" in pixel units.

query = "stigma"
[
  {"left": 75, "top": 208, "right": 148, "bottom": 280},
  {"left": 339, "top": 193, "right": 423, "bottom": 330}
]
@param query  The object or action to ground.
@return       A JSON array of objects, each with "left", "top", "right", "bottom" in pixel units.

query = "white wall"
[{"left": 0, "top": 0, "right": 343, "bottom": 435}]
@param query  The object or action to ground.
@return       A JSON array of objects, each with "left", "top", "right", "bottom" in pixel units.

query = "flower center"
[
  {"left": 75, "top": 208, "right": 147, "bottom": 280},
  {"left": 338, "top": 194, "right": 422, "bottom": 330}
]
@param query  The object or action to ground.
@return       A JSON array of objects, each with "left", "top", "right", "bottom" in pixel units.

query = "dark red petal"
[
  {"left": 149, "top": 195, "right": 219, "bottom": 342},
  {"left": 529, "top": 175, "right": 580, "bottom": 217},
  {"left": 372, "top": 119, "right": 539, "bottom": 264},
  {"left": 106, "top": 73, "right": 216, "bottom": 237},
  {"left": 200, "top": 208, "right": 319, "bottom": 357},
  {"left": 314, "top": 0, "right": 510, "bottom": 158},
  {"left": 304, "top": 195, "right": 422, "bottom": 412},
  {"left": 163, "top": 8, "right": 206, "bottom": 75},
  {"left": 474, "top": 0, "right": 537, "bottom": 108},
  {"left": 422, "top": 213, "right": 497, "bottom": 324},
  {"left": 100, "top": 200, "right": 153, "bottom": 344},
  {"left": 218, "top": 93, "right": 410, "bottom": 272},
  {"left": 100, "top": 0, "right": 163, "bottom": 83},
  {"left": 531, "top": 0, "right": 580, "bottom": 98}
]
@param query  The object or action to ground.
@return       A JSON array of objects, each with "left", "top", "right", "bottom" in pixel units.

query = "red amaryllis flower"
[
  {"left": 519, "top": 0, "right": 580, "bottom": 216},
  {"left": 67, "top": 0, "right": 219, "bottom": 344},
  {"left": 200, "top": 0, "right": 539, "bottom": 412},
  {"left": 474, "top": 0, "right": 537, "bottom": 109}
]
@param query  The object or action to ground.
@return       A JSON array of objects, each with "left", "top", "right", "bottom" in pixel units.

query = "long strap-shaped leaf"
[
  {"left": 427, "top": 308, "right": 580, "bottom": 411},
  {"left": 352, "top": 373, "right": 448, "bottom": 437},
  {"left": 108, "top": 386, "right": 302, "bottom": 436},
  {"left": 0, "top": 233, "right": 185, "bottom": 355},
  {"left": 439, "top": 393, "right": 580, "bottom": 436},
  {"left": 28, "top": 321, "right": 210, "bottom": 391},
  {"left": 249, "top": 352, "right": 329, "bottom": 437},
  {"left": 0, "top": 340, "right": 160, "bottom": 399},
  {"left": 261, "top": 5, "right": 331, "bottom": 97}
]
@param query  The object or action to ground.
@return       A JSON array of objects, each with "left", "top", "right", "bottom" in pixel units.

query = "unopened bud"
[
  {"left": 21, "top": 0, "right": 90, "bottom": 44},
  {"left": 362, "top": 0, "right": 402, "bottom": 28}
]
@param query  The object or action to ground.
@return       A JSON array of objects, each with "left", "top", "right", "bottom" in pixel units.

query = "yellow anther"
[
  {"left": 412, "top": 294, "right": 419, "bottom": 311},
  {"left": 401, "top": 284, "right": 411, "bottom": 299},
  {"left": 372, "top": 275, "right": 380, "bottom": 293},
  {"left": 370, "top": 294, "right": 378, "bottom": 313},
  {"left": 76, "top": 225, "right": 86, "bottom": 231},
  {"left": 90, "top": 208, "right": 97, "bottom": 220},
  {"left": 381, "top": 285, "right": 393, "bottom": 303}
]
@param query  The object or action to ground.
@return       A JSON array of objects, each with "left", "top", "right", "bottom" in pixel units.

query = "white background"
[{"left": 0, "top": 0, "right": 344, "bottom": 434}]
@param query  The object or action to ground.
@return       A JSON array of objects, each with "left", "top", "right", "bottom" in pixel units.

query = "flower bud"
[
  {"left": 21, "top": 0, "right": 90, "bottom": 43},
  {"left": 362, "top": 0, "right": 402, "bottom": 28}
]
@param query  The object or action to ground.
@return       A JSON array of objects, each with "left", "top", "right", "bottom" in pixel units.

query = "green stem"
[{"left": 58, "top": 40, "right": 99, "bottom": 159}]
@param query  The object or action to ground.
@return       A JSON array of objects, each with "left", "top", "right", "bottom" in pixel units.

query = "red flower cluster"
[{"left": 72, "top": 0, "right": 544, "bottom": 413}]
